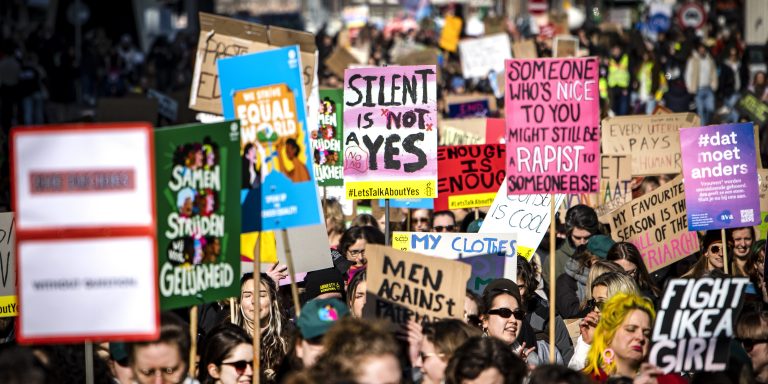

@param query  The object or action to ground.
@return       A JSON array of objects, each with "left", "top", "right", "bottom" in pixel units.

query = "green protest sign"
[
  {"left": 155, "top": 120, "right": 241, "bottom": 309},
  {"left": 312, "top": 89, "right": 344, "bottom": 186},
  {"left": 736, "top": 92, "right": 768, "bottom": 127}
]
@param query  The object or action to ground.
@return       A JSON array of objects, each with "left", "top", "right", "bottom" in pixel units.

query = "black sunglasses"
[
  {"left": 221, "top": 360, "right": 253, "bottom": 375},
  {"left": 433, "top": 225, "right": 455, "bottom": 232},
  {"left": 587, "top": 298, "right": 605, "bottom": 312},
  {"left": 487, "top": 308, "right": 526, "bottom": 320},
  {"left": 740, "top": 338, "right": 768, "bottom": 352},
  {"left": 709, "top": 245, "right": 722, "bottom": 254}
]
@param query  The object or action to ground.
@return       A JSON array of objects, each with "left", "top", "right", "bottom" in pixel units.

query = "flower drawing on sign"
[{"left": 344, "top": 145, "right": 369, "bottom": 173}]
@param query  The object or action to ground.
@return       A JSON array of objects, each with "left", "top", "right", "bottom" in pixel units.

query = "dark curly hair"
[{"left": 445, "top": 336, "right": 527, "bottom": 384}]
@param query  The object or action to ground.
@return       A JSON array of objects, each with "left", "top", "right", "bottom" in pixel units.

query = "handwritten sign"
[
  {"left": 439, "top": 118, "right": 486, "bottom": 146},
  {"left": 480, "top": 186, "right": 565, "bottom": 260},
  {"left": 343, "top": 65, "right": 438, "bottom": 199},
  {"left": 365, "top": 244, "right": 470, "bottom": 325},
  {"left": 602, "top": 113, "right": 700, "bottom": 175},
  {"left": 0, "top": 213, "right": 16, "bottom": 317},
  {"left": 650, "top": 278, "right": 748, "bottom": 373},
  {"left": 312, "top": 89, "right": 344, "bottom": 186},
  {"left": 436, "top": 144, "right": 505, "bottom": 210},
  {"left": 459, "top": 34, "right": 512, "bottom": 79},
  {"left": 595, "top": 153, "right": 633, "bottom": 220},
  {"left": 610, "top": 175, "right": 698, "bottom": 272},
  {"left": 505, "top": 57, "right": 600, "bottom": 195}
]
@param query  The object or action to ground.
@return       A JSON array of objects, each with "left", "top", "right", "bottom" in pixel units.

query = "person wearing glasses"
[
  {"left": 198, "top": 324, "right": 253, "bottom": 384},
  {"left": 406, "top": 319, "right": 481, "bottom": 384},
  {"left": 431, "top": 210, "right": 457, "bottom": 233},
  {"left": 480, "top": 278, "right": 540, "bottom": 366},
  {"left": 336, "top": 225, "right": 385, "bottom": 275},
  {"left": 606, "top": 242, "right": 661, "bottom": 305},
  {"left": 736, "top": 309, "right": 768, "bottom": 383},
  {"left": 127, "top": 312, "right": 195, "bottom": 384},
  {"left": 411, "top": 209, "right": 432, "bottom": 232},
  {"left": 683, "top": 231, "right": 725, "bottom": 279}
]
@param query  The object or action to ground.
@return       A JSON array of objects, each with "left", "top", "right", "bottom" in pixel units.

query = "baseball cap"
[
  {"left": 297, "top": 298, "right": 349, "bottom": 340},
  {"left": 303, "top": 268, "right": 345, "bottom": 302},
  {"left": 587, "top": 235, "right": 616, "bottom": 259}
]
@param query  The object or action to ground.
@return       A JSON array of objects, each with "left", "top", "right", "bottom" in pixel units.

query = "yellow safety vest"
[{"left": 608, "top": 54, "right": 630, "bottom": 88}]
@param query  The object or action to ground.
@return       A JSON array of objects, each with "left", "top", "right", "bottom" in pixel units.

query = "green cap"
[
  {"left": 587, "top": 234, "right": 615, "bottom": 259},
  {"left": 297, "top": 298, "right": 349, "bottom": 340}
]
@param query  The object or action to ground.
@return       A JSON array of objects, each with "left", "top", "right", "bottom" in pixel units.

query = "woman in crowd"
[
  {"left": 235, "top": 273, "right": 291, "bottom": 382},
  {"left": 444, "top": 336, "right": 528, "bottom": 384},
  {"left": 736, "top": 310, "right": 768, "bottom": 384},
  {"left": 727, "top": 226, "right": 756, "bottom": 277},
  {"left": 464, "top": 290, "right": 481, "bottom": 326},
  {"left": 345, "top": 267, "right": 367, "bottom": 318},
  {"left": 408, "top": 319, "right": 482, "bottom": 384},
  {"left": 336, "top": 225, "right": 386, "bottom": 275},
  {"left": 480, "top": 278, "right": 541, "bottom": 365},
  {"left": 747, "top": 240, "right": 768, "bottom": 303},
  {"left": 683, "top": 231, "right": 725, "bottom": 278},
  {"left": 606, "top": 242, "right": 660, "bottom": 303},
  {"left": 128, "top": 312, "right": 195, "bottom": 384},
  {"left": 322, "top": 198, "right": 346, "bottom": 248},
  {"left": 581, "top": 261, "right": 625, "bottom": 316},
  {"left": 198, "top": 324, "right": 253, "bottom": 384},
  {"left": 556, "top": 244, "right": 596, "bottom": 319}
]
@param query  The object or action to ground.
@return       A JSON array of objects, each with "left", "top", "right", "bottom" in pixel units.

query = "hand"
[
  {"left": 580, "top": 310, "right": 600, "bottom": 345},
  {"left": 515, "top": 341, "right": 536, "bottom": 363},
  {"left": 265, "top": 262, "right": 289, "bottom": 283},
  {"left": 399, "top": 320, "right": 423, "bottom": 367},
  {"left": 633, "top": 363, "right": 663, "bottom": 384}
]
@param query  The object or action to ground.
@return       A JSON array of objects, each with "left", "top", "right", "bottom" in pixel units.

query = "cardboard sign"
[
  {"left": 459, "top": 253, "right": 507, "bottom": 294},
  {"left": 219, "top": 46, "right": 323, "bottom": 231},
  {"left": 154, "top": 121, "right": 241, "bottom": 310},
  {"left": 189, "top": 13, "right": 316, "bottom": 114},
  {"left": 505, "top": 57, "right": 601, "bottom": 195},
  {"left": 0, "top": 213, "right": 16, "bottom": 317},
  {"left": 439, "top": 15, "right": 463, "bottom": 53},
  {"left": 736, "top": 92, "right": 768, "bottom": 127},
  {"left": 343, "top": 65, "right": 438, "bottom": 199},
  {"left": 439, "top": 118, "right": 487, "bottom": 146},
  {"left": 680, "top": 123, "right": 761, "bottom": 231},
  {"left": 459, "top": 34, "right": 512, "bottom": 79},
  {"left": 325, "top": 46, "right": 362, "bottom": 80},
  {"left": 480, "top": 186, "right": 565, "bottom": 260},
  {"left": 602, "top": 113, "right": 700, "bottom": 175},
  {"left": 435, "top": 144, "right": 505, "bottom": 210},
  {"left": 512, "top": 40, "right": 538, "bottom": 59},
  {"left": 553, "top": 35, "right": 578, "bottom": 57},
  {"left": 609, "top": 176, "right": 699, "bottom": 273},
  {"left": 364, "top": 244, "right": 470, "bottom": 325},
  {"left": 595, "top": 153, "right": 633, "bottom": 220},
  {"left": 447, "top": 100, "right": 491, "bottom": 119},
  {"left": 650, "top": 278, "right": 749, "bottom": 373},
  {"left": 395, "top": 48, "right": 440, "bottom": 67},
  {"left": 312, "top": 89, "right": 344, "bottom": 186}
]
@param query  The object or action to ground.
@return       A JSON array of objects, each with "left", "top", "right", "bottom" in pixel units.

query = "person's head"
[
  {"left": 412, "top": 209, "right": 432, "bottom": 232},
  {"left": 417, "top": 319, "right": 482, "bottom": 384},
  {"left": 350, "top": 213, "right": 379, "bottom": 230},
  {"left": 285, "top": 138, "right": 300, "bottom": 159},
  {"left": 237, "top": 273, "right": 288, "bottom": 379},
  {"left": 696, "top": 41, "right": 708, "bottom": 56},
  {"left": 564, "top": 205, "right": 600, "bottom": 247},
  {"left": 611, "top": 45, "right": 621, "bottom": 58},
  {"left": 337, "top": 225, "right": 386, "bottom": 268},
  {"left": 198, "top": 324, "right": 253, "bottom": 384},
  {"left": 586, "top": 235, "right": 615, "bottom": 260},
  {"left": 322, "top": 199, "right": 345, "bottom": 237},
  {"left": 295, "top": 298, "right": 350, "bottom": 368},
  {"left": 606, "top": 242, "right": 659, "bottom": 296},
  {"left": 108, "top": 342, "right": 134, "bottom": 384},
  {"left": 238, "top": 273, "right": 277, "bottom": 327},
  {"left": 432, "top": 211, "right": 457, "bottom": 232},
  {"left": 754, "top": 71, "right": 767, "bottom": 86},
  {"left": 464, "top": 290, "right": 481, "bottom": 326},
  {"left": 516, "top": 257, "right": 537, "bottom": 304},
  {"left": 128, "top": 312, "right": 190, "bottom": 384},
  {"left": 584, "top": 260, "right": 624, "bottom": 304},
  {"left": 688, "top": 231, "right": 725, "bottom": 277},
  {"left": 728, "top": 227, "right": 755, "bottom": 259},
  {"left": 736, "top": 310, "right": 768, "bottom": 375},
  {"left": 444, "top": 336, "right": 528, "bottom": 384},
  {"left": 302, "top": 268, "right": 345, "bottom": 302},
  {"left": 584, "top": 293, "right": 655, "bottom": 377},
  {"left": 530, "top": 364, "right": 593, "bottom": 384},
  {"left": 346, "top": 268, "right": 367, "bottom": 318},
  {"left": 588, "top": 272, "right": 640, "bottom": 314},
  {"left": 481, "top": 279, "right": 525, "bottom": 345}
]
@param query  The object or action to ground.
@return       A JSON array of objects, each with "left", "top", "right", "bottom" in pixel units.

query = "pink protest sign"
[{"left": 504, "top": 58, "right": 600, "bottom": 195}]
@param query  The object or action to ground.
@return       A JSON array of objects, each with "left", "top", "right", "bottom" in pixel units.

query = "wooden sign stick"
[
  {"left": 385, "top": 199, "right": 391, "bottom": 246},
  {"left": 722, "top": 229, "right": 729, "bottom": 274},
  {"left": 282, "top": 229, "right": 301, "bottom": 318},
  {"left": 189, "top": 306, "right": 198, "bottom": 377},
  {"left": 253, "top": 232, "right": 261, "bottom": 384},
  {"left": 549, "top": 194, "right": 556, "bottom": 363}
]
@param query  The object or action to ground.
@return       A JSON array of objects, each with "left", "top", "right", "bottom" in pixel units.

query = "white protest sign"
[
  {"left": 0, "top": 213, "right": 16, "bottom": 317},
  {"left": 459, "top": 34, "right": 512, "bottom": 79}
]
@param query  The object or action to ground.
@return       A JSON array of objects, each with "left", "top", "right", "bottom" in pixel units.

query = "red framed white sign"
[{"left": 11, "top": 123, "right": 159, "bottom": 344}]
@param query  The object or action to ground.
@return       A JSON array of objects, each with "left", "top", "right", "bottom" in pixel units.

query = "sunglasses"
[
  {"left": 740, "top": 338, "right": 768, "bottom": 353},
  {"left": 709, "top": 245, "right": 722, "bottom": 254},
  {"left": 587, "top": 298, "right": 605, "bottom": 312},
  {"left": 221, "top": 360, "right": 253, "bottom": 375},
  {"left": 413, "top": 217, "right": 430, "bottom": 224},
  {"left": 487, "top": 308, "right": 526, "bottom": 320},
  {"left": 433, "top": 225, "right": 455, "bottom": 232}
]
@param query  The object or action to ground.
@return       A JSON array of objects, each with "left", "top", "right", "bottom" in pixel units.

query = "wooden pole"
[
  {"left": 474, "top": 207, "right": 479, "bottom": 222},
  {"left": 385, "top": 199, "right": 391, "bottom": 246},
  {"left": 282, "top": 229, "right": 301, "bottom": 318},
  {"left": 189, "top": 306, "right": 198, "bottom": 378},
  {"left": 85, "top": 341, "right": 94, "bottom": 384},
  {"left": 722, "top": 229, "right": 729, "bottom": 274},
  {"left": 549, "top": 194, "right": 556, "bottom": 363},
  {"left": 253, "top": 232, "right": 261, "bottom": 384},
  {"left": 230, "top": 298, "right": 236, "bottom": 324}
]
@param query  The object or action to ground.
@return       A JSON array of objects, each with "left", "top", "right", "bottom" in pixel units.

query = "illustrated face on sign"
[
  {"left": 413, "top": 209, "right": 431, "bottom": 232},
  {"left": 732, "top": 228, "right": 754, "bottom": 259},
  {"left": 131, "top": 342, "right": 185, "bottom": 384},
  {"left": 609, "top": 309, "right": 651, "bottom": 366},
  {"left": 482, "top": 293, "right": 522, "bottom": 345},
  {"left": 705, "top": 241, "right": 725, "bottom": 270},
  {"left": 571, "top": 227, "right": 593, "bottom": 247}
]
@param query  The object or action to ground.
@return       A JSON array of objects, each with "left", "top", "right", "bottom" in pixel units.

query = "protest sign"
[
  {"left": 379, "top": 199, "right": 434, "bottom": 210},
  {"left": 447, "top": 99, "right": 490, "bottom": 119},
  {"left": 148, "top": 89, "right": 178, "bottom": 123},
  {"left": 364, "top": 244, "right": 470, "bottom": 325},
  {"left": 459, "top": 253, "right": 507, "bottom": 294},
  {"left": 445, "top": 94, "right": 498, "bottom": 114},
  {"left": 439, "top": 15, "right": 462, "bottom": 52},
  {"left": 595, "top": 153, "right": 633, "bottom": 220},
  {"left": 650, "top": 278, "right": 749, "bottom": 373},
  {"left": 325, "top": 46, "right": 362, "bottom": 80},
  {"left": 395, "top": 48, "right": 439, "bottom": 67},
  {"left": 343, "top": 65, "right": 438, "bottom": 199},
  {"left": 505, "top": 57, "right": 601, "bottom": 195},
  {"left": 553, "top": 35, "right": 578, "bottom": 57},
  {"left": 11, "top": 123, "right": 158, "bottom": 343},
  {"left": 602, "top": 113, "right": 700, "bottom": 175},
  {"left": 439, "top": 118, "right": 486, "bottom": 146},
  {"left": 759, "top": 169, "right": 768, "bottom": 240},
  {"left": 736, "top": 92, "right": 768, "bottom": 127},
  {"left": 0, "top": 213, "right": 16, "bottom": 317},
  {"left": 189, "top": 13, "right": 316, "bottom": 115},
  {"left": 512, "top": 40, "right": 538, "bottom": 59},
  {"left": 312, "top": 89, "right": 344, "bottom": 186},
  {"left": 485, "top": 118, "right": 505, "bottom": 144},
  {"left": 435, "top": 144, "right": 505, "bottom": 211},
  {"left": 154, "top": 121, "right": 241, "bottom": 310},
  {"left": 240, "top": 224, "right": 334, "bottom": 277},
  {"left": 609, "top": 176, "right": 699, "bottom": 272},
  {"left": 459, "top": 34, "right": 512, "bottom": 79},
  {"left": 218, "top": 46, "right": 323, "bottom": 231},
  {"left": 480, "top": 186, "right": 565, "bottom": 260},
  {"left": 680, "top": 123, "right": 761, "bottom": 231}
]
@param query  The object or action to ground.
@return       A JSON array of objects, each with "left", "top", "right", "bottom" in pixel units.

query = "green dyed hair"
[{"left": 583, "top": 293, "right": 655, "bottom": 377}]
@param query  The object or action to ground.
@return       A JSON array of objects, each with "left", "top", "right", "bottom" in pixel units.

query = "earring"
[
  {"left": 602, "top": 348, "right": 615, "bottom": 365},
  {"left": 482, "top": 328, "right": 489, "bottom": 337}
]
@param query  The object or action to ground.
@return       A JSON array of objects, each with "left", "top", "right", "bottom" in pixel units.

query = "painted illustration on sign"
[{"left": 312, "top": 89, "right": 344, "bottom": 186}]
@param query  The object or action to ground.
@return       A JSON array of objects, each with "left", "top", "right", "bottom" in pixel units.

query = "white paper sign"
[{"left": 459, "top": 34, "right": 512, "bottom": 79}]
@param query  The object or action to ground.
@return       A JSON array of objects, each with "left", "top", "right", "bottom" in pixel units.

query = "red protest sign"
[{"left": 435, "top": 144, "right": 506, "bottom": 211}]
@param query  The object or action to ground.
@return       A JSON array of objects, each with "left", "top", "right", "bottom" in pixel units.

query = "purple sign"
[{"left": 680, "top": 123, "right": 761, "bottom": 230}]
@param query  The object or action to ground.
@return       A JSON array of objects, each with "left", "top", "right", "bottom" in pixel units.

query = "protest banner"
[
  {"left": 325, "top": 46, "right": 362, "bottom": 80},
  {"left": 439, "top": 118, "right": 486, "bottom": 146},
  {"left": 189, "top": 13, "right": 317, "bottom": 115},
  {"left": 0, "top": 213, "right": 16, "bottom": 317},
  {"left": 364, "top": 244, "right": 470, "bottom": 325},
  {"left": 343, "top": 65, "right": 438, "bottom": 199},
  {"left": 395, "top": 48, "right": 440, "bottom": 67},
  {"left": 312, "top": 89, "right": 344, "bottom": 186},
  {"left": 435, "top": 144, "right": 505, "bottom": 211},
  {"left": 650, "top": 278, "right": 749, "bottom": 373},
  {"left": 512, "top": 40, "right": 538, "bottom": 59},
  {"left": 439, "top": 15, "right": 462, "bottom": 53},
  {"left": 154, "top": 121, "right": 241, "bottom": 310},
  {"left": 342, "top": 5, "right": 369, "bottom": 28},
  {"left": 680, "top": 123, "right": 761, "bottom": 231},
  {"left": 485, "top": 118, "right": 505, "bottom": 144},
  {"left": 480, "top": 186, "right": 565, "bottom": 260},
  {"left": 459, "top": 253, "right": 507, "bottom": 294},
  {"left": 759, "top": 169, "right": 768, "bottom": 239},
  {"left": 148, "top": 89, "right": 179, "bottom": 123},
  {"left": 445, "top": 94, "right": 498, "bottom": 114},
  {"left": 736, "top": 92, "right": 768, "bottom": 127},
  {"left": 447, "top": 99, "right": 491, "bottom": 119},
  {"left": 379, "top": 199, "right": 434, "bottom": 210},
  {"left": 505, "top": 57, "right": 601, "bottom": 195},
  {"left": 595, "top": 153, "right": 633, "bottom": 220},
  {"left": 11, "top": 123, "right": 158, "bottom": 343},
  {"left": 458, "top": 34, "right": 512, "bottom": 79},
  {"left": 218, "top": 46, "right": 323, "bottom": 231},
  {"left": 602, "top": 112, "right": 700, "bottom": 175},
  {"left": 609, "top": 175, "right": 699, "bottom": 273},
  {"left": 553, "top": 35, "right": 578, "bottom": 57}
]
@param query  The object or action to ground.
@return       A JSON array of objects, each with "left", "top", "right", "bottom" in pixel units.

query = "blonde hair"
[
  {"left": 592, "top": 272, "right": 640, "bottom": 298},
  {"left": 736, "top": 310, "right": 768, "bottom": 340},
  {"left": 322, "top": 198, "right": 346, "bottom": 235},
  {"left": 582, "top": 260, "right": 624, "bottom": 308}
]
